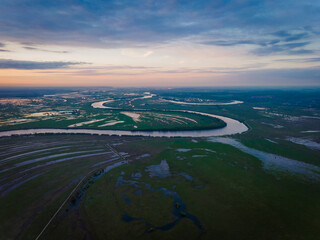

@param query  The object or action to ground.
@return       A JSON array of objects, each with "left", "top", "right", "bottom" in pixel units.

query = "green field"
[
  {"left": 1, "top": 136, "right": 320, "bottom": 240},
  {"left": 0, "top": 88, "right": 319, "bottom": 239},
  {"left": 0, "top": 110, "right": 225, "bottom": 132}
]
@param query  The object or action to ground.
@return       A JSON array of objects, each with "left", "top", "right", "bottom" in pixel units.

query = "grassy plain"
[
  {"left": 41, "top": 138, "right": 320, "bottom": 240},
  {"left": 0, "top": 88, "right": 319, "bottom": 239}
]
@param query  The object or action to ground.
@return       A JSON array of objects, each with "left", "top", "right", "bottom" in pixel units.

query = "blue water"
[
  {"left": 65, "top": 161, "right": 128, "bottom": 213},
  {"left": 145, "top": 160, "right": 171, "bottom": 178},
  {"left": 117, "top": 175, "right": 203, "bottom": 232},
  {"left": 177, "top": 172, "right": 193, "bottom": 181},
  {"left": 1, "top": 173, "right": 44, "bottom": 196},
  {"left": 91, "top": 156, "right": 119, "bottom": 167},
  {"left": 121, "top": 193, "right": 131, "bottom": 204},
  {"left": 18, "top": 152, "right": 112, "bottom": 174},
  {"left": 209, "top": 137, "right": 320, "bottom": 180}
]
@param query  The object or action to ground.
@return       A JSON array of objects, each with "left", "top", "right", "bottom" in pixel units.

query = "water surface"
[
  {"left": 209, "top": 137, "right": 320, "bottom": 180},
  {"left": 0, "top": 111, "right": 248, "bottom": 138}
]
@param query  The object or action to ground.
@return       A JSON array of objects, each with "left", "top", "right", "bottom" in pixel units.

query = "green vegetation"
[
  {"left": 42, "top": 138, "right": 320, "bottom": 240},
  {"left": 0, "top": 88, "right": 319, "bottom": 239}
]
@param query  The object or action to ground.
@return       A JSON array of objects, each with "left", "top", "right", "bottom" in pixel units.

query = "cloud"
[
  {"left": 0, "top": 0, "right": 318, "bottom": 52},
  {"left": 252, "top": 42, "right": 313, "bottom": 55},
  {"left": 202, "top": 40, "right": 258, "bottom": 46},
  {"left": 0, "top": 43, "right": 9, "bottom": 52},
  {"left": 0, "top": 59, "right": 85, "bottom": 69},
  {"left": 235, "top": 67, "right": 320, "bottom": 85},
  {"left": 201, "top": 28, "right": 314, "bottom": 55},
  {"left": 273, "top": 30, "right": 309, "bottom": 42},
  {"left": 58, "top": 63, "right": 267, "bottom": 76},
  {"left": 121, "top": 49, "right": 154, "bottom": 57},
  {"left": 16, "top": 62, "right": 319, "bottom": 86},
  {"left": 143, "top": 51, "right": 153, "bottom": 57},
  {"left": 23, "top": 46, "right": 69, "bottom": 53},
  {"left": 275, "top": 57, "right": 320, "bottom": 63}
]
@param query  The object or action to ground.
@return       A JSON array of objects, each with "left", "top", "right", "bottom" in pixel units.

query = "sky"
[{"left": 0, "top": 0, "right": 319, "bottom": 87}]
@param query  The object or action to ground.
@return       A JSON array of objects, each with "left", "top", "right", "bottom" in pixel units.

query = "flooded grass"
[{"left": 1, "top": 88, "right": 320, "bottom": 239}]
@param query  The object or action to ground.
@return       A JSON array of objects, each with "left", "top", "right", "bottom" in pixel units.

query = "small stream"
[
  {"left": 65, "top": 161, "right": 128, "bottom": 213},
  {"left": 116, "top": 168, "right": 203, "bottom": 233}
]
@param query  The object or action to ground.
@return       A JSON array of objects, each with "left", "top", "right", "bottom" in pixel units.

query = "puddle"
[
  {"left": 253, "top": 107, "right": 266, "bottom": 110},
  {"left": 134, "top": 189, "right": 142, "bottom": 195},
  {"left": 135, "top": 154, "right": 150, "bottom": 160},
  {"left": 121, "top": 193, "right": 131, "bottom": 204},
  {"left": 265, "top": 138, "right": 278, "bottom": 144},
  {"left": 203, "top": 148, "right": 216, "bottom": 153},
  {"left": 177, "top": 173, "right": 193, "bottom": 181},
  {"left": 116, "top": 176, "right": 139, "bottom": 188},
  {"left": 131, "top": 172, "right": 142, "bottom": 178},
  {"left": 145, "top": 160, "right": 171, "bottom": 178},
  {"left": 122, "top": 213, "right": 144, "bottom": 222},
  {"left": 261, "top": 122, "right": 284, "bottom": 128},
  {"left": 286, "top": 137, "right": 320, "bottom": 151},
  {"left": 301, "top": 130, "right": 320, "bottom": 133},
  {"left": 176, "top": 148, "right": 191, "bottom": 152}
]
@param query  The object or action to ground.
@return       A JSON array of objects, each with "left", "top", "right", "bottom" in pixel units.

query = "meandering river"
[
  {"left": 0, "top": 96, "right": 248, "bottom": 138},
  {"left": 0, "top": 111, "right": 248, "bottom": 138}
]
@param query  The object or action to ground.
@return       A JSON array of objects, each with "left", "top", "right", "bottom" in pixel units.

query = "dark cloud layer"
[
  {"left": 23, "top": 46, "right": 69, "bottom": 53},
  {"left": 235, "top": 67, "right": 320, "bottom": 85},
  {"left": 0, "top": 0, "right": 319, "bottom": 55},
  {"left": 276, "top": 58, "right": 320, "bottom": 63},
  {"left": 0, "top": 59, "right": 84, "bottom": 69},
  {"left": 252, "top": 42, "right": 313, "bottom": 55}
]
